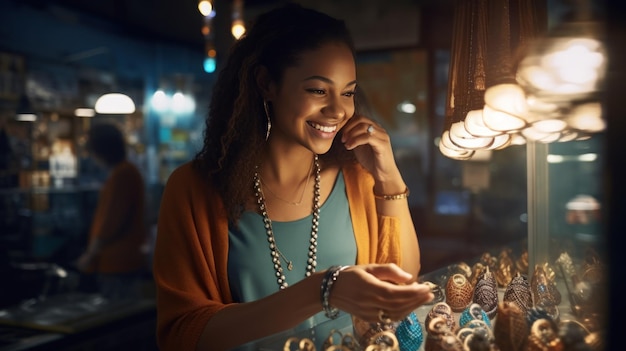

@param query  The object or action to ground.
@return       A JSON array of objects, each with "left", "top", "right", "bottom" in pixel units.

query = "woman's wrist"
[
  {"left": 374, "top": 187, "right": 410, "bottom": 200},
  {"left": 373, "top": 176, "right": 408, "bottom": 200},
  {"left": 320, "top": 265, "right": 349, "bottom": 319}
]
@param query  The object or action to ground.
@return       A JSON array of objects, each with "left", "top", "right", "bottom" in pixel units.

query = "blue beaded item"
[
  {"left": 459, "top": 303, "right": 492, "bottom": 329},
  {"left": 395, "top": 312, "right": 424, "bottom": 351}
]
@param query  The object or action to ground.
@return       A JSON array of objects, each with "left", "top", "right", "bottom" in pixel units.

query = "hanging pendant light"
[
  {"left": 515, "top": 0, "right": 606, "bottom": 135},
  {"left": 94, "top": 93, "right": 136, "bottom": 114},
  {"left": 439, "top": 0, "right": 546, "bottom": 160},
  {"left": 15, "top": 93, "right": 38, "bottom": 122}
]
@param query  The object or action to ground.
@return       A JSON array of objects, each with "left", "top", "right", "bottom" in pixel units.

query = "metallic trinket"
[
  {"left": 495, "top": 249, "right": 515, "bottom": 287},
  {"left": 283, "top": 337, "right": 315, "bottom": 351},
  {"left": 493, "top": 301, "right": 529, "bottom": 351},
  {"left": 527, "top": 318, "right": 563, "bottom": 351},
  {"left": 503, "top": 272, "right": 533, "bottom": 316},
  {"left": 459, "top": 303, "right": 492, "bottom": 329},
  {"left": 445, "top": 274, "right": 473, "bottom": 313},
  {"left": 472, "top": 266, "right": 498, "bottom": 319},
  {"left": 531, "top": 264, "right": 561, "bottom": 308},
  {"left": 425, "top": 302, "right": 456, "bottom": 333},
  {"left": 515, "top": 250, "right": 529, "bottom": 275},
  {"left": 461, "top": 325, "right": 498, "bottom": 351},
  {"left": 424, "top": 316, "right": 460, "bottom": 351},
  {"left": 322, "top": 329, "right": 359, "bottom": 351}
]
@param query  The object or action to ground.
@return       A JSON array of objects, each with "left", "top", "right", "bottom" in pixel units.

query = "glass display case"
[{"left": 230, "top": 133, "right": 607, "bottom": 351}]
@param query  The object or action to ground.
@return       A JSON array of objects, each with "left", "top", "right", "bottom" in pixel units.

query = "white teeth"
[{"left": 310, "top": 122, "right": 337, "bottom": 133}]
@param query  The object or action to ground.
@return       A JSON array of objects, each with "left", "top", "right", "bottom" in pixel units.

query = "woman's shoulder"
[{"left": 166, "top": 161, "right": 207, "bottom": 188}]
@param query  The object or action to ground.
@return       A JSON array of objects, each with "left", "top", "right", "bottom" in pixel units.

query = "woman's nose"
[{"left": 322, "top": 96, "right": 348, "bottom": 119}]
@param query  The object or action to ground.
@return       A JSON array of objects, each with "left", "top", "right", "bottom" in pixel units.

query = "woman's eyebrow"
[{"left": 303, "top": 75, "right": 357, "bottom": 88}]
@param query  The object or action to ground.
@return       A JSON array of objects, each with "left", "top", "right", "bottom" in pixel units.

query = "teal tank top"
[
  {"left": 228, "top": 171, "right": 357, "bottom": 347},
  {"left": 228, "top": 170, "right": 356, "bottom": 300}
]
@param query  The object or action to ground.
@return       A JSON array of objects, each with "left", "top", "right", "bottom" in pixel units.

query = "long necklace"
[
  {"left": 253, "top": 154, "right": 320, "bottom": 290},
  {"left": 259, "top": 157, "right": 314, "bottom": 206}
]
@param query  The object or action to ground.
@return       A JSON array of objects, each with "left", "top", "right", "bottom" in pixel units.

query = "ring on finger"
[
  {"left": 378, "top": 309, "right": 392, "bottom": 324},
  {"left": 367, "top": 124, "right": 375, "bottom": 135}
]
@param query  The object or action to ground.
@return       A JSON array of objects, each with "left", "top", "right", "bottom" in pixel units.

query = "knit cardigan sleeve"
[
  {"left": 153, "top": 161, "right": 402, "bottom": 350},
  {"left": 153, "top": 162, "right": 233, "bottom": 351},
  {"left": 343, "top": 161, "right": 402, "bottom": 266}
]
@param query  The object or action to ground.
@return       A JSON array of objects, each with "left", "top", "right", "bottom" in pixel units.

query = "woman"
[
  {"left": 77, "top": 122, "right": 146, "bottom": 300},
  {"left": 153, "top": 4, "right": 433, "bottom": 350}
]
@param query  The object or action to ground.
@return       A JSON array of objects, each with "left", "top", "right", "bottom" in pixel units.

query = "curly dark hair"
[{"left": 193, "top": 3, "right": 362, "bottom": 223}]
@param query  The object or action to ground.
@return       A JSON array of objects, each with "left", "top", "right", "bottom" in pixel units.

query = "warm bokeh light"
[
  {"left": 201, "top": 25, "right": 210, "bottom": 36},
  {"left": 198, "top": 0, "right": 213, "bottom": 16},
  {"left": 231, "top": 19, "right": 246, "bottom": 39},
  {"left": 517, "top": 35, "right": 606, "bottom": 101},
  {"left": 564, "top": 102, "right": 605, "bottom": 132},
  {"left": 74, "top": 108, "right": 95, "bottom": 117}
]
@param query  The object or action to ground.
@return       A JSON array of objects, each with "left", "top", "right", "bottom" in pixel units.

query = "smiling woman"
[{"left": 152, "top": 4, "right": 433, "bottom": 351}]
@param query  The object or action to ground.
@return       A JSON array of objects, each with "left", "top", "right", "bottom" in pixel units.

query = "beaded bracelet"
[
  {"left": 320, "top": 265, "right": 348, "bottom": 319},
  {"left": 374, "top": 187, "right": 410, "bottom": 200}
]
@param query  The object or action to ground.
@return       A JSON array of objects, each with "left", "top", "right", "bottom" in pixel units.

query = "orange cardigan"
[
  {"left": 153, "top": 161, "right": 401, "bottom": 350},
  {"left": 88, "top": 160, "right": 146, "bottom": 273}
]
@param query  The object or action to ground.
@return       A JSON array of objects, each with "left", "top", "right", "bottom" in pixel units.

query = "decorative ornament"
[
  {"left": 503, "top": 272, "right": 533, "bottom": 316},
  {"left": 446, "top": 274, "right": 473, "bottom": 312},
  {"left": 530, "top": 264, "right": 561, "bottom": 320},
  {"left": 459, "top": 303, "right": 492, "bottom": 329},
  {"left": 472, "top": 266, "right": 498, "bottom": 319},
  {"left": 515, "top": 250, "right": 529, "bottom": 275},
  {"left": 495, "top": 249, "right": 515, "bottom": 287},
  {"left": 425, "top": 302, "right": 456, "bottom": 334},
  {"left": 395, "top": 312, "right": 424, "bottom": 351},
  {"left": 493, "top": 301, "right": 529, "bottom": 351},
  {"left": 424, "top": 316, "right": 460, "bottom": 351},
  {"left": 527, "top": 318, "right": 563, "bottom": 351}
]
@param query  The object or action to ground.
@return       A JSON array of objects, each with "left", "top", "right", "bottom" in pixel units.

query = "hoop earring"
[{"left": 263, "top": 100, "right": 272, "bottom": 141}]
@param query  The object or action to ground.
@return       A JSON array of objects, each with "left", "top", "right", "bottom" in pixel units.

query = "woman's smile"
[{"left": 307, "top": 121, "right": 339, "bottom": 139}]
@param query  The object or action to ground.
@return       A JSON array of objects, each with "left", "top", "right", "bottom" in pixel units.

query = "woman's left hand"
[{"left": 340, "top": 115, "right": 402, "bottom": 185}]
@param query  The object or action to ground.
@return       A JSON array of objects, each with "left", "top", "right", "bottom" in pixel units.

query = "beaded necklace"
[{"left": 253, "top": 154, "right": 320, "bottom": 289}]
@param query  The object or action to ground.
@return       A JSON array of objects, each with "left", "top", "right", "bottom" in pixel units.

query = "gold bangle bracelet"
[{"left": 374, "top": 187, "right": 410, "bottom": 200}]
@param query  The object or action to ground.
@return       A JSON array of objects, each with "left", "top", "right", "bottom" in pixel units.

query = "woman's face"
[{"left": 267, "top": 42, "right": 356, "bottom": 155}]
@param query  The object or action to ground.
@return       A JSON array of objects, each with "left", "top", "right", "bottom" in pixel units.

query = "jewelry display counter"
[
  {"left": 234, "top": 135, "right": 608, "bottom": 351},
  {"left": 236, "top": 242, "right": 605, "bottom": 351}
]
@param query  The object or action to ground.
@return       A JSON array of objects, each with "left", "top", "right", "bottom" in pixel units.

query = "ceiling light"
[{"left": 94, "top": 93, "right": 136, "bottom": 114}]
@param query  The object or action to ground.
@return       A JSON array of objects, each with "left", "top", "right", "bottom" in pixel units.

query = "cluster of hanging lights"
[
  {"left": 198, "top": 0, "right": 246, "bottom": 74},
  {"left": 439, "top": 0, "right": 607, "bottom": 160}
]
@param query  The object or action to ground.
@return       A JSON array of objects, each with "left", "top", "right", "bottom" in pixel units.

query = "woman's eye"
[
  {"left": 306, "top": 88, "right": 326, "bottom": 95},
  {"left": 343, "top": 91, "right": 356, "bottom": 97}
]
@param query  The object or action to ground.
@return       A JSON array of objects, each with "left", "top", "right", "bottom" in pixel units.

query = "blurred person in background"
[{"left": 77, "top": 122, "right": 147, "bottom": 300}]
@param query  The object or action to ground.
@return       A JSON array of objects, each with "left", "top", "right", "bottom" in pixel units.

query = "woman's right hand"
[{"left": 329, "top": 263, "right": 434, "bottom": 323}]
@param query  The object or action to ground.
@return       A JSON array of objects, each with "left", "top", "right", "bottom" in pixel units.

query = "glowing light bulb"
[
  {"left": 198, "top": 1, "right": 213, "bottom": 16},
  {"left": 231, "top": 19, "right": 246, "bottom": 39}
]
